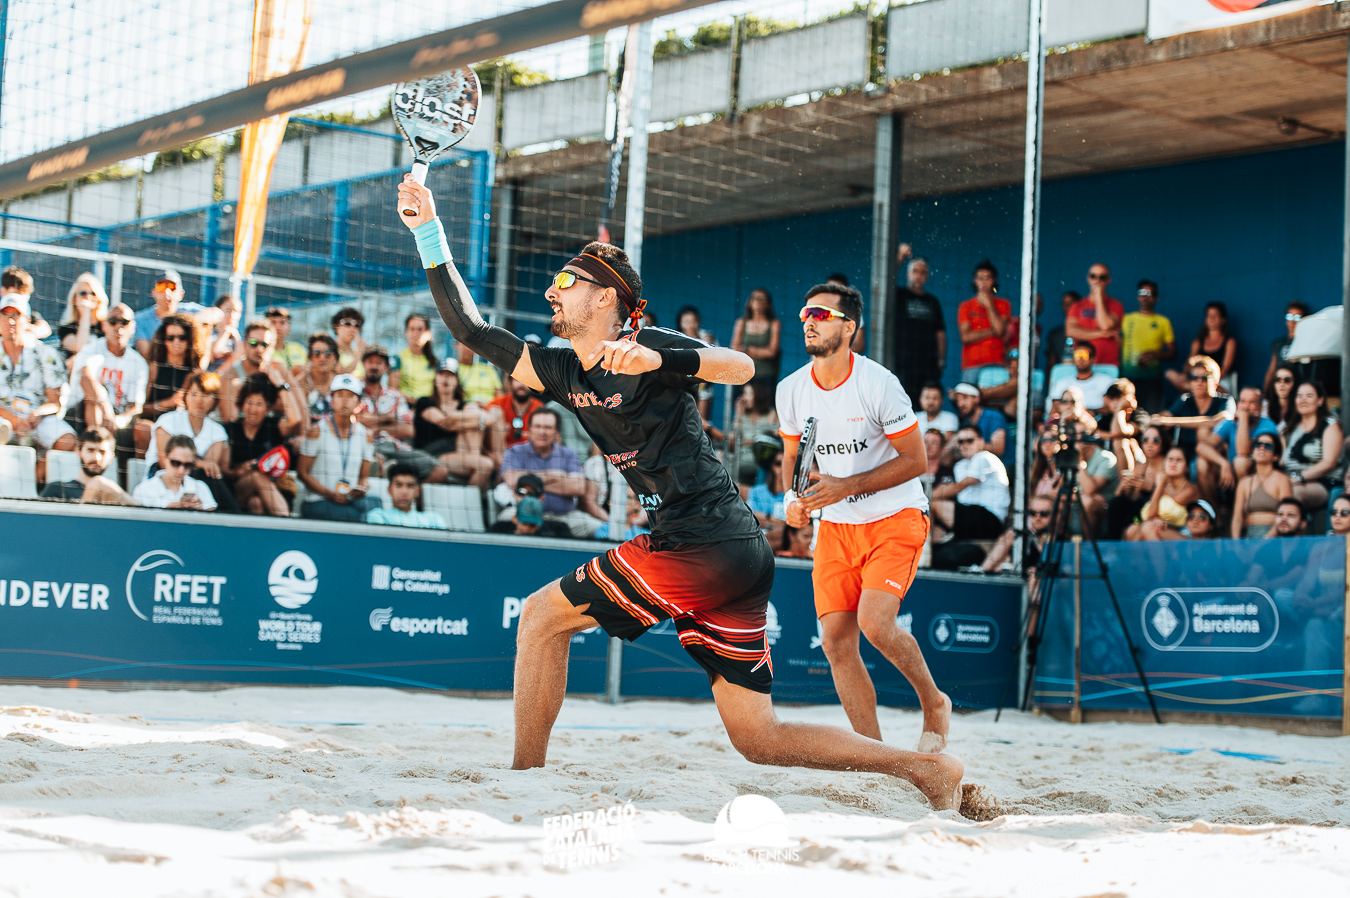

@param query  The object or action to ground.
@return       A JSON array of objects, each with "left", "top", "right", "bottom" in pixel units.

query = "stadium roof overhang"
[{"left": 498, "top": 5, "right": 1350, "bottom": 251}]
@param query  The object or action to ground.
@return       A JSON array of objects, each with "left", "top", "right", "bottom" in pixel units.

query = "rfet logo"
[
  {"left": 125, "top": 550, "right": 228, "bottom": 626},
  {"left": 569, "top": 391, "right": 624, "bottom": 410},
  {"left": 269, "top": 551, "right": 318, "bottom": 610}
]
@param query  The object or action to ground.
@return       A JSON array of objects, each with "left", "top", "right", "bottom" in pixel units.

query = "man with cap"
[
  {"left": 0, "top": 290, "right": 75, "bottom": 457},
  {"left": 947, "top": 381, "right": 1007, "bottom": 462},
  {"left": 512, "top": 495, "right": 571, "bottom": 538},
  {"left": 296, "top": 372, "right": 380, "bottom": 521},
  {"left": 356, "top": 345, "right": 450, "bottom": 484},
  {"left": 0, "top": 266, "right": 52, "bottom": 341},
  {"left": 396, "top": 176, "right": 964, "bottom": 810},
  {"left": 133, "top": 269, "right": 217, "bottom": 360},
  {"left": 265, "top": 307, "right": 309, "bottom": 370},
  {"left": 65, "top": 302, "right": 150, "bottom": 471}
]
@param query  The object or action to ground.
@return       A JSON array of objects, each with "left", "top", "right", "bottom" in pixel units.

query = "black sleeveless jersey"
[{"left": 529, "top": 327, "right": 763, "bottom": 546}]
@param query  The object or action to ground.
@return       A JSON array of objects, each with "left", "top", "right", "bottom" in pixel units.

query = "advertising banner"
[
  {"left": 1147, "top": 0, "right": 1318, "bottom": 41},
  {"left": 621, "top": 563, "right": 1023, "bottom": 709},
  {"left": 1035, "top": 535, "right": 1345, "bottom": 718},
  {"left": 0, "top": 511, "right": 608, "bottom": 695}
]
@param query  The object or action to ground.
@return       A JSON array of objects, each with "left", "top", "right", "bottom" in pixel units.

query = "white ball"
[{"left": 712, "top": 794, "right": 790, "bottom": 847}]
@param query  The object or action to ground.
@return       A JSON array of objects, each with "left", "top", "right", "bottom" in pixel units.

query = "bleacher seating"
[
  {"left": 422, "top": 484, "right": 485, "bottom": 532},
  {"left": 126, "top": 458, "right": 148, "bottom": 491},
  {"left": 0, "top": 446, "right": 38, "bottom": 499}
]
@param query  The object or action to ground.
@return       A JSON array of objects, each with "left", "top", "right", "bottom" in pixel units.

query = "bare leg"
[
  {"left": 858, "top": 589, "right": 951, "bottom": 752},
  {"left": 711, "top": 677, "right": 963, "bottom": 811},
  {"left": 820, "top": 612, "right": 882, "bottom": 740},
  {"left": 931, "top": 498, "right": 954, "bottom": 540},
  {"left": 512, "top": 580, "right": 598, "bottom": 769}
]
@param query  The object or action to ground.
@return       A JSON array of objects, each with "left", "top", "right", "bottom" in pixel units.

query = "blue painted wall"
[{"left": 505, "top": 141, "right": 1344, "bottom": 406}]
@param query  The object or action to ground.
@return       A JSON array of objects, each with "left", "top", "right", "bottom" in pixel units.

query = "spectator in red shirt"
[
  {"left": 486, "top": 373, "right": 543, "bottom": 467},
  {"left": 957, "top": 259, "right": 1011, "bottom": 385},
  {"left": 1066, "top": 263, "right": 1124, "bottom": 367}
]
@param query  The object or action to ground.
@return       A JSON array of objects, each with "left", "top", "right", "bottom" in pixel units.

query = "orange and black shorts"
[
  {"left": 560, "top": 533, "right": 776, "bottom": 693},
  {"left": 812, "top": 508, "right": 929, "bottom": 618}
]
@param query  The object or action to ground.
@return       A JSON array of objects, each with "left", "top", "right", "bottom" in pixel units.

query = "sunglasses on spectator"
[
  {"left": 1141, "top": 435, "right": 1162, "bottom": 444},
  {"left": 799, "top": 304, "right": 851, "bottom": 323},
  {"left": 1285, "top": 313, "right": 1303, "bottom": 322},
  {"left": 1332, "top": 509, "right": 1350, "bottom": 518},
  {"left": 1186, "top": 373, "right": 1207, "bottom": 381},
  {"left": 956, "top": 437, "right": 976, "bottom": 445},
  {"left": 164, "top": 333, "right": 189, "bottom": 343},
  {"left": 247, "top": 338, "right": 272, "bottom": 348},
  {"left": 310, "top": 348, "right": 334, "bottom": 357},
  {"left": 1187, "top": 511, "right": 1210, "bottom": 520},
  {"left": 1029, "top": 509, "right": 1051, "bottom": 518},
  {"left": 1137, "top": 289, "right": 1153, "bottom": 296},
  {"left": 1274, "top": 375, "right": 1294, "bottom": 383},
  {"left": 166, "top": 458, "right": 193, "bottom": 469},
  {"left": 1254, "top": 441, "right": 1277, "bottom": 450},
  {"left": 106, "top": 317, "right": 131, "bottom": 327},
  {"left": 337, "top": 319, "right": 361, "bottom": 328},
  {"left": 551, "top": 270, "right": 606, "bottom": 291},
  {"left": 1088, "top": 272, "right": 1109, "bottom": 280}
]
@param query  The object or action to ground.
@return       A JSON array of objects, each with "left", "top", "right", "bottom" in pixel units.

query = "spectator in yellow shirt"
[
  {"left": 456, "top": 342, "right": 502, "bottom": 404},
  {"left": 1120, "top": 279, "right": 1175, "bottom": 412}
]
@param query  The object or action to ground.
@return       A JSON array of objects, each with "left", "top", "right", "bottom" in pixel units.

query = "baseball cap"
[
  {"left": 156, "top": 269, "right": 183, "bottom": 290},
  {"left": 438, "top": 358, "right": 459, "bottom": 374},
  {"left": 950, "top": 382, "right": 981, "bottom": 398},
  {"left": 362, "top": 344, "right": 391, "bottom": 363},
  {"left": 330, "top": 373, "right": 363, "bottom": 396},
  {"left": 516, "top": 473, "right": 545, "bottom": 497},
  {"left": 1190, "top": 500, "right": 1217, "bottom": 522},
  {"left": 264, "top": 306, "right": 291, "bottom": 319},
  {"left": 516, "top": 496, "right": 544, "bottom": 527},
  {"left": 0, "top": 293, "right": 31, "bottom": 318}
]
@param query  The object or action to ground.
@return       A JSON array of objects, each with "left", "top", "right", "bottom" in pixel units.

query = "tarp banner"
[
  {"left": 1147, "top": 0, "right": 1319, "bottom": 41},
  {"left": 1035, "top": 535, "right": 1345, "bottom": 718}
]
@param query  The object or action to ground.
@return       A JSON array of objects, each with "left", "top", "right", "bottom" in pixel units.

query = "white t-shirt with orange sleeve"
[{"left": 776, "top": 353, "right": 928, "bottom": 525}]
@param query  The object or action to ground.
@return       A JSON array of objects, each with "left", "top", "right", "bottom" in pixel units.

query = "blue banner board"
[
  {"left": 0, "top": 507, "right": 1022, "bottom": 710},
  {"left": 1035, "top": 535, "right": 1345, "bottom": 718}
]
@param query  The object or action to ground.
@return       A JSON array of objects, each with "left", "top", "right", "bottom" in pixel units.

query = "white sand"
[{"left": 2, "top": 684, "right": 1348, "bottom": 896}]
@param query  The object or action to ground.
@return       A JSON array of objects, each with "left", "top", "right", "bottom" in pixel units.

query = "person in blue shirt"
[
  {"left": 365, "top": 463, "right": 447, "bottom": 530},
  {"left": 747, "top": 450, "right": 788, "bottom": 546},
  {"left": 1198, "top": 385, "right": 1281, "bottom": 489}
]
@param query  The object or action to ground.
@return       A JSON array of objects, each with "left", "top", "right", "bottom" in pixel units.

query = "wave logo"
[
  {"left": 125, "top": 550, "right": 183, "bottom": 621},
  {"left": 269, "top": 551, "right": 318, "bottom": 610},
  {"left": 369, "top": 607, "right": 393, "bottom": 631}
]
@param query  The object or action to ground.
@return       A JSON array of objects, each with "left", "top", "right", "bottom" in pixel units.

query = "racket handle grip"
[{"left": 399, "top": 161, "right": 429, "bottom": 217}]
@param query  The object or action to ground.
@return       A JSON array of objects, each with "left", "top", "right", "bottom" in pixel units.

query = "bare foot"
[
  {"left": 917, "top": 691, "right": 952, "bottom": 753},
  {"left": 909, "top": 751, "right": 964, "bottom": 811}
]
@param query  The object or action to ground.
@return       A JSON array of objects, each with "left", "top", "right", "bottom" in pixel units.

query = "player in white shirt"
[{"left": 778, "top": 283, "right": 952, "bottom": 753}]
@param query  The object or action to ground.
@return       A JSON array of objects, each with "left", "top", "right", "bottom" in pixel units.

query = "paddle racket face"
[
  {"left": 792, "top": 416, "right": 819, "bottom": 496},
  {"left": 393, "top": 68, "right": 480, "bottom": 216}
]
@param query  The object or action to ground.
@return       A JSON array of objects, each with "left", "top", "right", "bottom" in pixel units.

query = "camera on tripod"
[{"left": 1048, "top": 416, "right": 1105, "bottom": 473}]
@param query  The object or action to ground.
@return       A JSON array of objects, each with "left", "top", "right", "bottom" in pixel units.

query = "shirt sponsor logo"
[
  {"left": 124, "top": 550, "right": 224, "bottom": 626},
  {"left": 815, "top": 438, "right": 868, "bottom": 455},
  {"left": 569, "top": 391, "right": 624, "bottom": 410},
  {"left": 606, "top": 450, "right": 639, "bottom": 470},
  {"left": 371, "top": 565, "right": 450, "bottom": 595}
]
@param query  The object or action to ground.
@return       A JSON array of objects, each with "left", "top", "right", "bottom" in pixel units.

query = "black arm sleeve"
[{"left": 425, "top": 262, "right": 525, "bottom": 374}]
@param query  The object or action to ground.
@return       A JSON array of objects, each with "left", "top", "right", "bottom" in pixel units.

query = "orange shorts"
[{"left": 811, "top": 508, "right": 929, "bottom": 618}]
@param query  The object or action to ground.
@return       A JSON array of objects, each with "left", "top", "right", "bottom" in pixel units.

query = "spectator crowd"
[{"left": 0, "top": 250, "right": 1344, "bottom": 563}]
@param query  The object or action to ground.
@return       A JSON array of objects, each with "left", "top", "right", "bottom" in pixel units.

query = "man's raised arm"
[{"left": 397, "top": 177, "right": 544, "bottom": 392}]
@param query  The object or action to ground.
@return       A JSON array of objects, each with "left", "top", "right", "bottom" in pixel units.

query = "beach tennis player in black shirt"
[{"left": 398, "top": 176, "right": 963, "bottom": 810}]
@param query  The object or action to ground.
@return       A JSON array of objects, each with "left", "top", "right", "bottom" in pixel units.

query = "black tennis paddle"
[
  {"left": 792, "top": 416, "right": 819, "bottom": 496},
  {"left": 393, "top": 68, "right": 481, "bottom": 217}
]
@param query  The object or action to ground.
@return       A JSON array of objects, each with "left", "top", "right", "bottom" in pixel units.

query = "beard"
[
  {"left": 81, "top": 463, "right": 104, "bottom": 477},
  {"left": 804, "top": 329, "right": 844, "bottom": 357},
  {"left": 551, "top": 302, "right": 594, "bottom": 340}
]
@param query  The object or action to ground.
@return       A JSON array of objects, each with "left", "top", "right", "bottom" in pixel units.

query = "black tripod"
[{"left": 996, "top": 445, "right": 1162, "bottom": 723}]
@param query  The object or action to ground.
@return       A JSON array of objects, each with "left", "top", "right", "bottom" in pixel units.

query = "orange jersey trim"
[
  {"left": 809, "top": 353, "right": 855, "bottom": 392},
  {"left": 885, "top": 420, "right": 919, "bottom": 440}
]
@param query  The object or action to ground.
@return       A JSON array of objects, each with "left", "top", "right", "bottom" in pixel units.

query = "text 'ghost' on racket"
[
  {"left": 393, "top": 68, "right": 481, "bottom": 217},
  {"left": 792, "top": 416, "right": 819, "bottom": 497}
]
